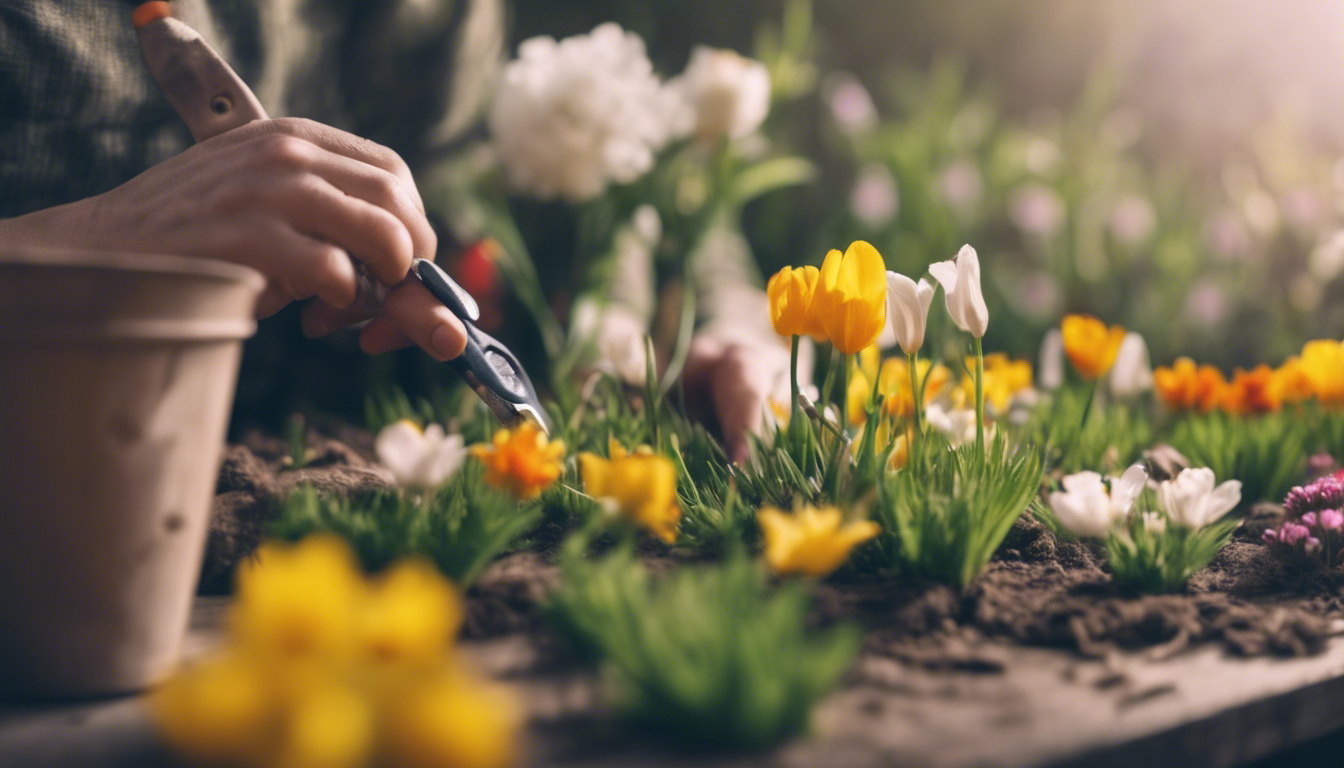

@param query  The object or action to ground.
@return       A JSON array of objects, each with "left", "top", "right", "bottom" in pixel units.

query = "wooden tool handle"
[{"left": 133, "top": 2, "right": 269, "bottom": 141}]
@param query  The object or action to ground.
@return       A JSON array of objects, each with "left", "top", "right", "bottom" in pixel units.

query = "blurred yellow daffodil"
[
  {"left": 1061, "top": 314, "right": 1126, "bottom": 381},
  {"left": 812, "top": 241, "right": 888, "bottom": 354},
  {"left": 757, "top": 503, "right": 880, "bottom": 577},
  {"left": 579, "top": 440, "right": 680, "bottom": 543},
  {"left": 1300, "top": 339, "right": 1344, "bottom": 407},
  {"left": 470, "top": 422, "right": 565, "bottom": 500},
  {"left": 767, "top": 265, "right": 827, "bottom": 340}
]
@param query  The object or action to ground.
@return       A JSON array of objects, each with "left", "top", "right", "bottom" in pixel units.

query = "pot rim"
[{"left": 0, "top": 246, "right": 267, "bottom": 291}]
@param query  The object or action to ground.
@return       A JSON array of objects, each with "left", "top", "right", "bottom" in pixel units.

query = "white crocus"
[
  {"left": 1108, "top": 332, "right": 1154, "bottom": 400},
  {"left": 489, "top": 24, "right": 687, "bottom": 202},
  {"left": 925, "top": 403, "right": 983, "bottom": 447},
  {"left": 1047, "top": 464, "right": 1149, "bottom": 538},
  {"left": 668, "top": 46, "right": 771, "bottom": 141},
  {"left": 928, "top": 244, "right": 989, "bottom": 338},
  {"left": 884, "top": 272, "right": 936, "bottom": 355},
  {"left": 374, "top": 420, "right": 466, "bottom": 492},
  {"left": 1158, "top": 467, "right": 1242, "bottom": 529}
]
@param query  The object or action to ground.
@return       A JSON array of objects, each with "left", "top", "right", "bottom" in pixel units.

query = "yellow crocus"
[
  {"left": 470, "top": 422, "right": 565, "bottom": 500},
  {"left": 1300, "top": 339, "right": 1344, "bottom": 407},
  {"left": 767, "top": 265, "right": 827, "bottom": 339},
  {"left": 812, "top": 241, "right": 888, "bottom": 354},
  {"left": 383, "top": 673, "right": 520, "bottom": 768},
  {"left": 1061, "top": 314, "right": 1127, "bottom": 381},
  {"left": 757, "top": 503, "right": 880, "bottom": 577},
  {"left": 150, "top": 651, "right": 274, "bottom": 765},
  {"left": 579, "top": 440, "right": 680, "bottom": 543},
  {"left": 271, "top": 679, "right": 376, "bottom": 768},
  {"left": 359, "top": 558, "right": 463, "bottom": 669},
  {"left": 879, "top": 357, "right": 953, "bottom": 419},
  {"left": 959, "top": 353, "right": 1034, "bottom": 413},
  {"left": 232, "top": 534, "right": 366, "bottom": 662}
]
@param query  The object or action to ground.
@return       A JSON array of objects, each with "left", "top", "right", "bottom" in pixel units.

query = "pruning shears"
[{"left": 132, "top": 1, "right": 550, "bottom": 434}]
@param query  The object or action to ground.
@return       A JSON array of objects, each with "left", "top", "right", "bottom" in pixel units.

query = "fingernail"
[{"left": 431, "top": 324, "right": 461, "bottom": 360}]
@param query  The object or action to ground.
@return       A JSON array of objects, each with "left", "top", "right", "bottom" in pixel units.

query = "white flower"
[
  {"left": 929, "top": 244, "right": 989, "bottom": 338},
  {"left": 925, "top": 403, "right": 984, "bottom": 447},
  {"left": 1047, "top": 464, "right": 1148, "bottom": 539},
  {"left": 1157, "top": 467, "right": 1242, "bottom": 529},
  {"left": 884, "top": 271, "right": 935, "bottom": 355},
  {"left": 1141, "top": 511, "right": 1168, "bottom": 536},
  {"left": 489, "top": 23, "right": 687, "bottom": 202},
  {"left": 668, "top": 47, "right": 770, "bottom": 141},
  {"left": 374, "top": 420, "right": 467, "bottom": 491},
  {"left": 1108, "top": 332, "right": 1153, "bottom": 400},
  {"left": 1037, "top": 328, "right": 1064, "bottom": 391}
]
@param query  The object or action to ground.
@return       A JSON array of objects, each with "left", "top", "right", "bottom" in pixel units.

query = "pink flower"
[{"left": 1321, "top": 509, "right": 1344, "bottom": 531}]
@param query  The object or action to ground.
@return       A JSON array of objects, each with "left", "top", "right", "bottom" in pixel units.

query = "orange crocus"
[
  {"left": 469, "top": 423, "right": 565, "bottom": 500},
  {"left": 1223, "top": 365, "right": 1281, "bottom": 415},
  {"left": 1154, "top": 358, "right": 1228, "bottom": 412}
]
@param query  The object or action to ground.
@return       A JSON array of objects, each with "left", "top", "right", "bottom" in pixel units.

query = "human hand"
[{"left": 1, "top": 118, "right": 466, "bottom": 361}]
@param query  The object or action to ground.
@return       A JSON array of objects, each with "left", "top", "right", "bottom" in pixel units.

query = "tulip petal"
[
  {"left": 1111, "top": 463, "right": 1149, "bottom": 513},
  {"left": 1203, "top": 480, "right": 1243, "bottom": 527}
]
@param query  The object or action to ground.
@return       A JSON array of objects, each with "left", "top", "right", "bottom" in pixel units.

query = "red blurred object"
[{"left": 448, "top": 239, "right": 503, "bottom": 330}]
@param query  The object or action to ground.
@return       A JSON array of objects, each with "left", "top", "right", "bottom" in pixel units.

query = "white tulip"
[
  {"left": 928, "top": 244, "right": 989, "bottom": 338},
  {"left": 374, "top": 420, "right": 467, "bottom": 492},
  {"left": 1108, "top": 332, "right": 1154, "bottom": 400},
  {"left": 884, "top": 272, "right": 935, "bottom": 355},
  {"left": 1037, "top": 328, "right": 1064, "bottom": 391},
  {"left": 1158, "top": 467, "right": 1242, "bottom": 529},
  {"left": 1047, "top": 464, "right": 1148, "bottom": 539}
]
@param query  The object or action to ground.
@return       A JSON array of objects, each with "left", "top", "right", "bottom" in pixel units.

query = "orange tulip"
[
  {"left": 1154, "top": 358, "right": 1227, "bottom": 412},
  {"left": 1223, "top": 365, "right": 1281, "bottom": 415}
]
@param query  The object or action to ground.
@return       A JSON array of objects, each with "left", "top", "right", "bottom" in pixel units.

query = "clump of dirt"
[{"left": 200, "top": 428, "right": 394, "bottom": 593}]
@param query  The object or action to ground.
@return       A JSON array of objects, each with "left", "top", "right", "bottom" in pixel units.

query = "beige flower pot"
[{"left": 0, "top": 248, "right": 264, "bottom": 699}]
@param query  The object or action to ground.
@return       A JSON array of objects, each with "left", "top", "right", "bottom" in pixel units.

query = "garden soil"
[{"left": 205, "top": 423, "right": 1344, "bottom": 670}]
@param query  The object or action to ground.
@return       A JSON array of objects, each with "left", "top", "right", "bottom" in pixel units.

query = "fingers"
[
  {"left": 359, "top": 280, "right": 467, "bottom": 361},
  {"left": 304, "top": 149, "right": 437, "bottom": 264},
  {"left": 300, "top": 270, "right": 388, "bottom": 336},
  {"left": 215, "top": 216, "right": 358, "bottom": 310}
]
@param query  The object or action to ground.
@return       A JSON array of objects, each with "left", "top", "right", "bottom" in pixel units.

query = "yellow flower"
[
  {"left": 383, "top": 673, "right": 520, "bottom": 768},
  {"left": 1276, "top": 355, "right": 1315, "bottom": 404},
  {"left": 766, "top": 265, "right": 827, "bottom": 339},
  {"left": 847, "top": 364, "right": 874, "bottom": 426},
  {"left": 470, "top": 422, "right": 565, "bottom": 499},
  {"left": 232, "top": 534, "right": 366, "bottom": 662},
  {"left": 757, "top": 503, "right": 880, "bottom": 577},
  {"left": 959, "top": 353, "right": 1034, "bottom": 413},
  {"left": 812, "top": 241, "right": 888, "bottom": 353},
  {"left": 1300, "top": 339, "right": 1344, "bottom": 407},
  {"left": 887, "top": 431, "right": 910, "bottom": 471},
  {"left": 879, "top": 357, "right": 953, "bottom": 419},
  {"left": 359, "top": 558, "right": 463, "bottom": 669},
  {"left": 150, "top": 651, "right": 274, "bottom": 764},
  {"left": 270, "top": 679, "right": 376, "bottom": 768},
  {"left": 1061, "top": 314, "right": 1126, "bottom": 380},
  {"left": 579, "top": 440, "right": 680, "bottom": 543}
]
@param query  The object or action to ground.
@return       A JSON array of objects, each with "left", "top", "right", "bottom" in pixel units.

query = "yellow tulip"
[
  {"left": 879, "top": 357, "right": 953, "bottom": 419},
  {"left": 1300, "top": 339, "right": 1344, "bottom": 407},
  {"left": 766, "top": 265, "right": 827, "bottom": 339},
  {"left": 271, "top": 679, "right": 376, "bottom": 768},
  {"left": 959, "top": 353, "right": 1034, "bottom": 413},
  {"left": 1061, "top": 314, "right": 1126, "bottom": 381},
  {"left": 812, "top": 241, "right": 888, "bottom": 353},
  {"left": 757, "top": 503, "right": 880, "bottom": 577},
  {"left": 1275, "top": 355, "right": 1315, "bottom": 404},
  {"left": 470, "top": 423, "right": 566, "bottom": 500},
  {"left": 579, "top": 440, "right": 680, "bottom": 543}
]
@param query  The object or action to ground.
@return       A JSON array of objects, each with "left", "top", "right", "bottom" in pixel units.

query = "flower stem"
[
  {"left": 907, "top": 352, "right": 922, "bottom": 453},
  {"left": 838, "top": 353, "right": 851, "bottom": 430},
  {"left": 974, "top": 336, "right": 985, "bottom": 458},
  {"left": 789, "top": 334, "right": 801, "bottom": 446},
  {"left": 819, "top": 345, "right": 837, "bottom": 418}
]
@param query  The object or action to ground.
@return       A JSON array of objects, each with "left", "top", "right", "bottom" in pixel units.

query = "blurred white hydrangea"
[
  {"left": 668, "top": 47, "right": 771, "bottom": 142},
  {"left": 489, "top": 23, "right": 688, "bottom": 202}
]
